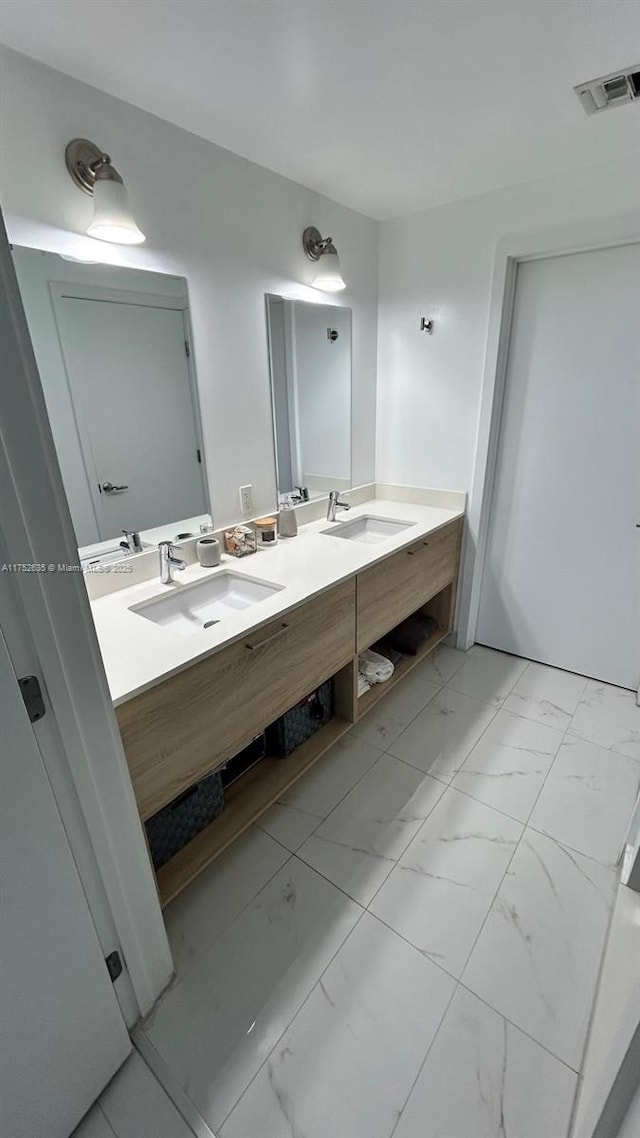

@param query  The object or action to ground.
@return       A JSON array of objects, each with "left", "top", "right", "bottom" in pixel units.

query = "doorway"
[{"left": 476, "top": 242, "right": 640, "bottom": 690}]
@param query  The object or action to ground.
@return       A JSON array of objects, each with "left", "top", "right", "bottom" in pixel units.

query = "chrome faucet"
[
  {"left": 120, "top": 529, "right": 142, "bottom": 554},
  {"left": 327, "top": 490, "right": 351, "bottom": 522},
  {"left": 158, "top": 540, "right": 187, "bottom": 584}
]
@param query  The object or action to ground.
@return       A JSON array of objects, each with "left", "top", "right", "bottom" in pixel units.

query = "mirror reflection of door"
[
  {"left": 12, "top": 249, "right": 210, "bottom": 552},
  {"left": 52, "top": 288, "right": 206, "bottom": 542}
]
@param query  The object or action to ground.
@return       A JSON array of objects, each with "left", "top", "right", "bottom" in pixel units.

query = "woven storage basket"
[
  {"left": 266, "top": 680, "right": 333, "bottom": 757},
  {"left": 145, "top": 771, "right": 225, "bottom": 870}
]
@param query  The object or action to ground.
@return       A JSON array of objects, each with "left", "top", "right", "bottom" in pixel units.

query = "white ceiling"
[{"left": 1, "top": 0, "right": 639, "bottom": 219}]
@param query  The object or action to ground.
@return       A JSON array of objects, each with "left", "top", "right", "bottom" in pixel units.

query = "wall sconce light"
[
  {"left": 420, "top": 317, "right": 435, "bottom": 334},
  {"left": 65, "top": 138, "right": 145, "bottom": 245},
  {"left": 303, "top": 226, "right": 346, "bottom": 292}
]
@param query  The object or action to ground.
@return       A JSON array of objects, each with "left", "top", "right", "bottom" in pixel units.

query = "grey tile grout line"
[
  {"left": 95, "top": 1105, "right": 118, "bottom": 1138},
  {"left": 388, "top": 976, "right": 459, "bottom": 1138},
  {"left": 132, "top": 1029, "right": 216, "bottom": 1138},
  {"left": 215, "top": 905, "right": 371, "bottom": 1131}
]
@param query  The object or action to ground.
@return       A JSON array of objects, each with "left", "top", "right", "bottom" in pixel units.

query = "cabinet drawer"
[
  {"left": 357, "top": 519, "right": 461, "bottom": 651},
  {"left": 117, "top": 578, "right": 356, "bottom": 819}
]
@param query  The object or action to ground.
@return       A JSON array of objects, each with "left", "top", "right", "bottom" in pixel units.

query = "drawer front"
[
  {"left": 117, "top": 579, "right": 355, "bottom": 819},
  {"left": 357, "top": 519, "right": 461, "bottom": 651}
]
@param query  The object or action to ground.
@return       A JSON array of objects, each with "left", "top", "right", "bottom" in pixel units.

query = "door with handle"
[
  {"left": 0, "top": 622, "right": 130, "bottom": 1138},
  {"left": 52, "top": 291, "right": 207, "bottom": 540}
]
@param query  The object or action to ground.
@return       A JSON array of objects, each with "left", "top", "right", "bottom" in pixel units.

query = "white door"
[
  {"left": 477, "top": 243, "right": 640, "bottom": 689},
  {"left": 53, "top": 294, "right": 206, "bottom": 538},
  {"left": 0, "top": 626, "right": 131, "bottom": 1138}
]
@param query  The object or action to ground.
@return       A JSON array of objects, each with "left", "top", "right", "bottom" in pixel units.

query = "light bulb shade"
[
  {"left": 311, "top": 248, "right": 346, "bottom": 292},
  {"left": 86, "top": 179, "right": 145, "bottom": 245}
]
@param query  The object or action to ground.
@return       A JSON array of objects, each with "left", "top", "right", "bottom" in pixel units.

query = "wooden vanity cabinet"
[
  {"left": 116, "top": 578, "right": 356, "bottom": 822},
  {"left": 116, "top": 515, "right": 463, "bottom": 905},
  {"left": 356, "top": 518, "right": 462, "bottom": 651}
]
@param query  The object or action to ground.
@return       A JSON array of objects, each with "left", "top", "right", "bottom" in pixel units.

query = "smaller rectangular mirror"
[{"left": 265, "top": 294, "right": 352, "bottom": 501}]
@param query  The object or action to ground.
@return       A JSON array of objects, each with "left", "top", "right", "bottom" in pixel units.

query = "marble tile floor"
[{"left": 136, "top": 645, "right": 640, "bottom": 1138}]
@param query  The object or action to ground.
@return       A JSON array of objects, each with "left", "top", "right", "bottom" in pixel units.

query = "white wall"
[
  {"left": 0, "top": 47, "right": 379, "bottom": 528},
  {"left": 376, "top": 155, "right": 640, "bottom": 494}
]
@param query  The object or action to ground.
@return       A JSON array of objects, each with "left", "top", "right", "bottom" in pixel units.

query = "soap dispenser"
[{"left": 279, "top": 497, "right": 298, "bottom": 538}]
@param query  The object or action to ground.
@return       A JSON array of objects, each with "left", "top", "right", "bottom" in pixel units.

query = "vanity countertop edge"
[{"left": 91, "top": 497, "right": 465, "bottom": 707}]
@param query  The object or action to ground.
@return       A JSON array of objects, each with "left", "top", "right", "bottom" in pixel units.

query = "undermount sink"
[
  {"left": 129, "top": 570, "right": 284, "bottom": 635},
  {"left": 321, "top": 514, "right": 416, "bottom": 544}
]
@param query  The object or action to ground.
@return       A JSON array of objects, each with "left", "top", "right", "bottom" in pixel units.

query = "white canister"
[{"left": 196, "top": 537, "right": 221, "bottom": 567}]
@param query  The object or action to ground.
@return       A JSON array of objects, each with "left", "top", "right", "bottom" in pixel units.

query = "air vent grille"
[{"left": 575, "top": 65, "right": 640, "bottom": 114}]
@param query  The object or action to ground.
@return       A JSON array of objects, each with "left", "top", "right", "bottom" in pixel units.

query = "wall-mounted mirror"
[
  {"left": 265, "top": 294, "right": 351, "bottom": 501},
  {"left": 12, "top": 248, "right": 211, "bottom": 563}
]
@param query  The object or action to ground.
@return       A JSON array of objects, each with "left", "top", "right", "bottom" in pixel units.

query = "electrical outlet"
[{"left": 239, "top": 484, "right": 254, "bottom": 515}]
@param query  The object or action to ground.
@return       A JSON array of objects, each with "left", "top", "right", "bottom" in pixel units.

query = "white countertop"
[{"left": 91, "top": 498, "right": 464, "bottom": 706}]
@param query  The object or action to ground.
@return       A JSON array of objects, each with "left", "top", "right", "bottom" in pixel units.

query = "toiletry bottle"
[{"left": 279, "top": 500, "right": 298, "bottom": 538}]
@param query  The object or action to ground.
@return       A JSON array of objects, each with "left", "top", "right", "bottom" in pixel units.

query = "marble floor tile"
[
  {"left": 503, "top": 660, "right": 587, "bottom": 732},
  {"left": 529, "top": 737, "right": 640, "bottom": 866},
  {"left": 349, "top": 670, "right": 441, "bottom": 748},
  {"left": 569, "top": 680, "right": 640, "bottom": 761},
  {"left": 220, "top": 913, "right": 455, "bottom": 1138},
  {"left": 413, "top": 642, "right": 475, "bottom": 686},
  {"left": 452, "top": 709, "right": 564, "bottom": 823},
  {"left": 371, "top": 788, "right": 522, "bottom": 977},
  {"left": 297, "top": 754, "right": 446, "bottom": 905},
  {"left": 388, "top": 687, "right": 497, "bottom": 782},
  {"left": 141, "top": 859, "right": 361, "bottom": 1131},
  {"left": 258, "top": 735, "right": 383, "bottom": 851},
  {"left": 463, "top": 828, "right": 616, "bottom": 1069},
  {"left": 448, "top": 645, "right": 529, "bottom": 707},
  {"left": 165, "top": 828, "right": 290, "bottom": 976},
  {"left": 394, "top": 986, "right": 577, "bottom": 1138}
]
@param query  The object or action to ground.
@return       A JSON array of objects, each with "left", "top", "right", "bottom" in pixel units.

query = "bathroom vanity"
[{"left": 92, "top": 496, "right": 464, "bottom": 906}]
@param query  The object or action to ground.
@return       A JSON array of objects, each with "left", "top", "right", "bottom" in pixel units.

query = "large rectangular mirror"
[
  {"left": 13, "top": 248, "right": 211, "bottom": 563},
  {"left": 265, "top": 294, "right": 351, "bottom": 501}
]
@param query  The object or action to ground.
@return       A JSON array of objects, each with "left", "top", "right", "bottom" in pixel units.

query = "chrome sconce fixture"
[
  {"left": 302, "top": 226, "right": 346, "bottom": 292},
  {"left": 65, "top": 138, "right": 145, "bottom": 245}
]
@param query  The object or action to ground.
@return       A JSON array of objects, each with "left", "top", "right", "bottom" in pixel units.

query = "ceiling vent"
[{"left": 575, "top": 65, "right": 640, "bottom": 114}]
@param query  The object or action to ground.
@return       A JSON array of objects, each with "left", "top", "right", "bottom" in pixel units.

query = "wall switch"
[{"left": 239, "top": 484, "right": 254, "bottom": 514}]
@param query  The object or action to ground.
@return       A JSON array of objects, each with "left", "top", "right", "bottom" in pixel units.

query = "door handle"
[{"left": 101, "top": 481, "right": 129, "bottom": 493}]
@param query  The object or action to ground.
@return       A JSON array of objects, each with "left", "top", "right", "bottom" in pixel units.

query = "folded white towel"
[
  {"left": 359, "top": 648, "right": 394, "bottom": 685},
  {"left": 358, "top": 672, "right": 372, "bottom": 697}
]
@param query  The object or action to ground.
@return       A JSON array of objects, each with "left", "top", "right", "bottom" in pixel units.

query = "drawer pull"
[
  {"left": 245, "top": 622, "right": 289, "bottom": 651},
  {"left": 407, "top": 540, "right": 431, "bottom": 556}
]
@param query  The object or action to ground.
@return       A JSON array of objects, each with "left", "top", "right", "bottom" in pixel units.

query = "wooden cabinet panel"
[
  {"left": 117, "top": 579, "right": 355, "bottom": 820},
  {"left": 356, "top": 519, "right": 462, "bottom": 651}
]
